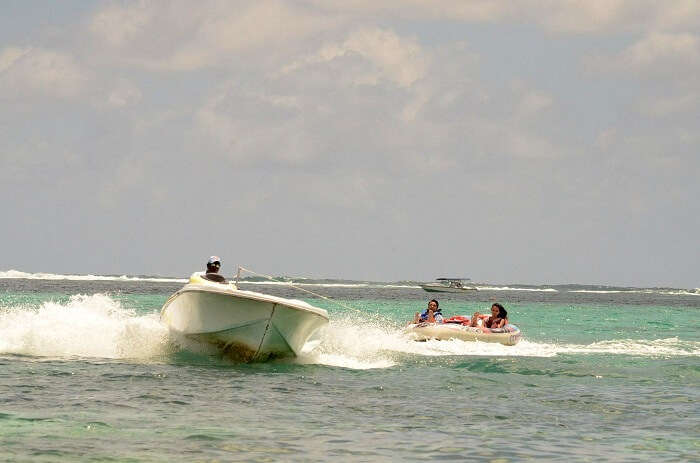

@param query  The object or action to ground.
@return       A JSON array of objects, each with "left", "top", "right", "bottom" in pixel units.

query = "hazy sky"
[{"left": 1, "top": 1, "right": 698, "bottom": 287}]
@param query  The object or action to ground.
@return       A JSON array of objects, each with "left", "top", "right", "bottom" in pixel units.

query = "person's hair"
[
  {"left": 429, "top": 299, "right": 439, "bottom": 308},
  {"left": 492, "top": 303, "right": 507, "bottom": 319}
]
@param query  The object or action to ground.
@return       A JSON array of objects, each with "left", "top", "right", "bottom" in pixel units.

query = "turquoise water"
[{"left": 1, "top": 278, "right": 698, "bottom": 461}]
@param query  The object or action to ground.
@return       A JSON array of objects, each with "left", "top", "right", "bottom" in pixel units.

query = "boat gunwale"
[{"left": 162, "top": 283, "right": 329, "bottom": 320}]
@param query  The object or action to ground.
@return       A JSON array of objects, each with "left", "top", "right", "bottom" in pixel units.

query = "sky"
[{"left": 1, "top": 1, "right": 698, "bottom": 288}]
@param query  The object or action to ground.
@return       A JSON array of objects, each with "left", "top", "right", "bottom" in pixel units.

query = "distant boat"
[{"left": 420, "top": 278, "right": 478, "bottom": 293}]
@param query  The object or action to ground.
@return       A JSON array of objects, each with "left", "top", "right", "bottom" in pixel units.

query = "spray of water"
[
  {"left": 1, "top": 296, "right": 696, "bottom": 366},
  {"left": 294, "top": 315, "right": 700, "bottom": 369},
  {"left": 0, "top": 294, "right": 172, "bottom": 359}
]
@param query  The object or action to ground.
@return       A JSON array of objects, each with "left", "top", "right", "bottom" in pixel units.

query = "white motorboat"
[
  {"left": 420, "top": 278, "right": 477, "bottom": 293},
  {"left": 161, "top": 273, "right": 329, "bottom": 361}
]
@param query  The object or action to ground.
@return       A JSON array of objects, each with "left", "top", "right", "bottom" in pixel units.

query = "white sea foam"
[
  {"left": 295, "top": 317, "right": 700, "bottom": 369},
  {"left": 553, "top": 338, "right": 700, "bottom": 356},
  {"left": 0, "top": 269, "right": 185, "bottom": 283},
  {"left": 475, "top": 285, "right": 558, "bottom": 292},
  {"left": 2, "top": 295, "right": 696, "bottom": 365},
  {"left": 570, "top": 289, "right": 700, "bottom": 296},
  {"left": 0, "top": 294, "right": 172, "bottom": 359},
  {"left": 237, "top": 280, "right": 419, "bottom": 289}
]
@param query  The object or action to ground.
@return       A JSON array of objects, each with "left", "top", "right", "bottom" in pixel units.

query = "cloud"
[
  {"left": 638, "top": 92, "right": 700, "bottom": 117},
  {"left": 89, "top": 0, "right": 336, "bottom": 71},
  {"left": 105, "top": 78, "right": 142, "bottom": 108},
  {"left": 89, "top": 0, "right": 156, "bottom": 48},
  {"left": 191, "top": 27, "right": 438, "bottom": 168},
  {"left": 514, "top": 90, "right": 553, "bottom": 118},
  {"left": 0, "top": 46, "right": 89, "bottom": 100},
  {"left": 584, "top": 32, "right": 700, "bottom": 119},
  {"left": 610, "top": 32, "right": 700, "bottom": 72},
  {"left": 308, "top": 0, "right": 700, "bottom": 34},
  {"left": 190, "top": 23, "right": 565, "bottom": 184},
  {"left": 85, "top": 1, "right": 700, "bottom": 76},
  {"left": 282, "top": 28, "right": 429, "bottom": 88},
  {"left": 536, "top": 0, "right": 633, "bottom": 33},
  {"left": 307, "top": 0, "right": 508, "bottom": 22},
  {"left": 194, "top": 83, "right": 315, "bottom": 165}
]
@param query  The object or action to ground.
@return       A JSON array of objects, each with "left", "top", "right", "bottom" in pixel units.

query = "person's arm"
[
  {"left": 426, "top": 309, "right": 436, "bottom": 323},
  {"left": 493, "top": 318, "right": 506, "bottom": 329},
  {"left": 470, "top": 312, "right": 480, "bottom": 327}
]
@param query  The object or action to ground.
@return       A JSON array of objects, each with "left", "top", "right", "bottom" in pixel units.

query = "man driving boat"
[{"left": 202, "top": 256, "right": 227, "bottom": 283}]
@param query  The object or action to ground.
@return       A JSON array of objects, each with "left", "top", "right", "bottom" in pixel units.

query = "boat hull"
[
  {"left": 161, "top": 280, "right": 329, "bottom": 361},
  {"left": 407, "top": 323, "right": 521, "bottom": 346},
  {"left": 420, "top": 284, "right": 477, "bottom": 293}
]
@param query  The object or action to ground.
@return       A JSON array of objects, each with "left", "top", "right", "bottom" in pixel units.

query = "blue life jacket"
[{"left": 419, "top": 309, "right": 443, "bottom": 323}]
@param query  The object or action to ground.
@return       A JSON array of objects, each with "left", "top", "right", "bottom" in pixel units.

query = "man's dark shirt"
[{"left": 203, "top": 272, "right": 227, "bottom": 283}]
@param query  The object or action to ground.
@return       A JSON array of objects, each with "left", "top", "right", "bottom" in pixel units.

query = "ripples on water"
[{"left": 0, "top": 278, "right": 698, "bottom": 461}]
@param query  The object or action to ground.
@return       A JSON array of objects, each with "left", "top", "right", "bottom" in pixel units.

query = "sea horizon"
[{"left": 1, "top": 269, "right": 698, "bottom": 295}]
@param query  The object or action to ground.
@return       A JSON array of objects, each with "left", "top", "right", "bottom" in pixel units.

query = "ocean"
[{"left": 1, "top": 271, "right": 698, "bottom": 462}]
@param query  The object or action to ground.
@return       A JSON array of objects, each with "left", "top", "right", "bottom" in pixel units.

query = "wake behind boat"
[
  {"left": 160, "top": 272, "right": 329, "bottom": 361},
  {"left": 420, "top": 278, "right": 478, "bottom": 293}
]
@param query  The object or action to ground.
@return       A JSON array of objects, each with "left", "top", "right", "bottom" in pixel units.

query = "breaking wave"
[{"left": 0, "top": 269, "right": 185, "bottom": 283}]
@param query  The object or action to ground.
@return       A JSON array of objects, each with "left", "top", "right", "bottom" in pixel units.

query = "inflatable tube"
[{"left": 407, "top": 323, "right": 521, "bottom": 346}]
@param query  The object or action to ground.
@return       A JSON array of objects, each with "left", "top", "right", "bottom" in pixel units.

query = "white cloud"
[
  {"left": 106, "top": 79, "right": 142, "bottom": 108},
  {"left": 282, "top": 28, "right": 429, "bottom": 88},
  {"left": 89, "top": 0, "right": 336, "bottom": 71},
  {"left": 0, "top": 46, "right": 88, "bottom": 100},
  {"left": 84, "top": 0, "right": 700, "bottom": 76},
  {"left": 584, "top": 30, "right": 700, "bottom": 111},
  {"left": 536, "top": 0, "right": 631, "bottom": 33},
  {"left": 89, "top": 0, "right": 156, "bottom": 47},
  {"left": 583, "top": 31, "right": 700, "bottom": 120},
  {"left": 638, "top": 92, "right": 700, "bottom": 117},
  {"left": 188, "top": 21, "right": 570, "bottom": 178},
  {"left": 619, "top": 32, "right": 700, "bottom": 70},
  {"left": 193, "top": 84, "right": 315, "bottom": 165},
  {"left": 307, "top": 0, "right": 508, "bottom": 22},
  {"left": 308, "top": 0, "right": 700, "bottom": 34},
  {"left": 515, "top": 91, "right": 553, "bottom": 118}
]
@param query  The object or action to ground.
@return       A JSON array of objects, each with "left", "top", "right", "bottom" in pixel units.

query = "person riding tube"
[{"left": 413, "top": 299, "right": 444, "bottom": 324}]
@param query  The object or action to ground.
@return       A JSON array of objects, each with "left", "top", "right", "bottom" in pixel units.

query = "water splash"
[
  {"left": 295, "top": 315, "right": 699, "bottom": 369},
  {"left": 2, "top": 296, "right": 696, "bottom": 365},
  {"left": 554, "top": 338, "right": 700, "bottom": 356},
  {"left": 0, "top": 294, "right": 172, "bottom": 359}
]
